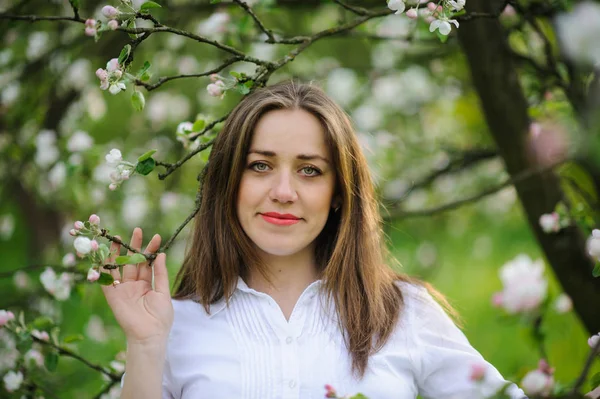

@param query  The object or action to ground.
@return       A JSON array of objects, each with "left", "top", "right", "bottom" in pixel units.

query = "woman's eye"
[
  {"left": 251, "top": 162, "right": 269, "bottom": 172},
  {"left": 301, "top": 166, "right": 320, "bottom": 176}
]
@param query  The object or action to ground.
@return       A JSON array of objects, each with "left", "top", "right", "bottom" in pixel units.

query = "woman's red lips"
[
  {"left": 260, "top": 212, "right": 301, "bottom": 226},
  {"left": 261, "top": 212, "right": 300, "bottom": 220}
]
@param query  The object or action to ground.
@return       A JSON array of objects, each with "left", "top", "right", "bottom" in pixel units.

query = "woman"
[{"left": 101, "top": 81, "right": 526, "bottom": 399}]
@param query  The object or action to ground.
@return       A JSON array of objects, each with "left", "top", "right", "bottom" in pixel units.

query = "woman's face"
[{"left": 236, "top": 108, "right": 336, "bottom": 260}]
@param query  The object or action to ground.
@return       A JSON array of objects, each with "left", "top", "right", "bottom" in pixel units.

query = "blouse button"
[
  {"left": 285, "top": 336, "right": 293, "bottom": 344},
  {"left": 289, "top": 380, "right": 296, "bottom": 388}
]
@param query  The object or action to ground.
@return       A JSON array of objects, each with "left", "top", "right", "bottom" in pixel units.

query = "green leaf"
[
  {"left": 140, "top": 1, "right": 162, "bottom": 11},
  {"left": 137, "top": 149, "right": 157, "bottom": 162},
  {"left": 45, "top": 352, "right": 59, "bottom": 372},
  {"left": 63, "top": 334, "right": 84, "bottom": 343},
  {"left": 138, "top": 61, "right": 151, "bottom": 77},
  {"left": 118, "top": 44, "right": 132, "bottom": 65},
  {"left": 98, "top": 272, "right": 114, "bottom": 285},
  {"left": 115, "top": 255, "right": 130, "bottom": 265},
  {"left": 128, "top": 253, "right": 147, "bottom": 264},
  {"left": 32, "top": 317, "right": 54, "bottom": 331},
  {"left": 140, "top": 72, "right": 151, "bottom": 82},
  {"left": 192, "top": 119, "right": 206, "bottom": 132},
  {"left": 131, "top": 91, "right": 146, "bottom": 111},
  {"left": 99, "top": 243, "right": 110, "bottom": 260},
  {"left": 244, "top": 80, "right": 254, "bottom": 89},
  {"left": 237, "top": 83, "right": 251, "bottom": 95},
  {"left": 135, "top": 157, "right": 156, "bottom": 176},
  {"left": 593, "top": 262, "right": 600, "bottom": 278},
  {"left": 229, "top": 71, "right": 241, "bottom": 79},
  {"left": 127, "top": 19, "right": 137, "bottom": 40}
]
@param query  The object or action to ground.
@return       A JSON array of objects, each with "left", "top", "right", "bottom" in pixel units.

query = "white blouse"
[{"left": 130, "top": 279, "right": 526, "bottom": 399}]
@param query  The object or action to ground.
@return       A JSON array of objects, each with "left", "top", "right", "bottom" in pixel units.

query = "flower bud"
[
  {"left": 62, "top": 253, "right": 77, "bottom": 267},
  {"left": 113, "top": 70, "right": 123, "bottom": 79},
  {"left": 587, "top": 229, "right": 600, "bottom": 260},
  {"left": 85, "top": 19, "right": 96, "bottom": 28},
  {"left": 589, "top": 333, "right": 600, "bottom": 349},
  {"left": 539, "top": 212, "right": 560, "bottom": 233},
  {"left": 207, "top": 81, "right": 226, "bottom": 97},
  {"left": 74, "top": 221, "right": 84, "bottom": 230},
  {"left": 90, "top": 240, "right": 99, "bottom": 251},
  {"left": 85, "top": 27, "right": 97, "bottom": 37},
  {"left": 32, "top": 330, "right": 50, "bottom": 341},
  {"left": 406, "top": 8, "right": 418, "bottom": 19},
  {"left": 89, "top": 214, "right": 100, "bottom": 225},
  {"left": 324, "top": 384, "right": 337, "bottom": 398},
  {"left": 209, "top": 73, "right": 220, "bottom": 82},
  {"left": 521, "top": 368, "right": 554, "bottom": 397},
  {"left": 427, "top": 2, "right": 437, "bottom": 11},
  {"left": 69, "top": 229, "right": 78, "bottom": 236},
  {"left": 469, "top": 363, "right": 487, "bottom": 382},
  {"left": 0, "top": 310, "right": 15, "bottom": 326},
  {"left": 74, "top": 236, "right": 93, "bottom": 255},
  {"left": 101, "top": 5, "right": 119, "bottom": 19},
  {"left": 109, "top": 183, "right": 118, "bottom": 191},
  {"left": 96, "top": 68, "right": 108, "bottom": 81},
  {"left": 107, "top": 20, "right": 119, "bottom": 30},
  {"left": 87, "top": 268, "right": 100, "bottom": 282}
]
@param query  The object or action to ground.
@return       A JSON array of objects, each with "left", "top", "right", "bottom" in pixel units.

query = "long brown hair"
[{"left": 173, "top": 80, "right": 413, "bottom": 378}]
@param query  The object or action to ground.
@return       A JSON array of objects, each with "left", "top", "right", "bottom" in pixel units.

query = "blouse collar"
[{"left": 207, "top": 276, "right": 323, "bottom": 318}]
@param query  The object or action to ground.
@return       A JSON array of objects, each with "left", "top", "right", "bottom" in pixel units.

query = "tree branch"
[
  {"left": 385, "top": 160, "right": 565, "bottom": 219},
  {"left": 233, "top": 0, "right": 275, "bottom": 42}
]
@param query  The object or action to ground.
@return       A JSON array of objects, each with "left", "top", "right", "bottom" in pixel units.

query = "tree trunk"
[{"left": 456, "top": 0, "right": 600, "bottom": 334}]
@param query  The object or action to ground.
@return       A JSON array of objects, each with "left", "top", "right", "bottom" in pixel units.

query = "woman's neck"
[{"left": 246, "top": 248, "right": 319, "bottom": 320}]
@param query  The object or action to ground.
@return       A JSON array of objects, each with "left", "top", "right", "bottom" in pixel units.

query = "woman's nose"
[{"left": 269, "top": 171, "right": 298, "bottom": 203}]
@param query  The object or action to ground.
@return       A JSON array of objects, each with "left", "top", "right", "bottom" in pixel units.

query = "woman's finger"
[
  {"left": 101, "top": 235, "right": 122, "bottom": 282},
  {"left": 122, "top": 228, "right": 143, "bottom": 283},
  {"left": 153, "top": 253, "right": 170, "bottom": 295},
  {"left": 139, "top": 234, "right": 161, "bottom": 284}
]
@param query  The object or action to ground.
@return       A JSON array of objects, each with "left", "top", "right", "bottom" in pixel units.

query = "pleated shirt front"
[{"left": 159, "top": 279, "right": 526, "bottom": 399}]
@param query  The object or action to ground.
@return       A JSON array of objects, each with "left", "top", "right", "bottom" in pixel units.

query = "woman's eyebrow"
[{"left": 248, "top": 149, "right": 330, "bottom": 164}]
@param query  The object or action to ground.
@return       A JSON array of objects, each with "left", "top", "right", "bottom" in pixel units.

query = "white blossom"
[
  {"left": 3, "top": 370, "right": 23, "bottom": 392},
  {"left": 0, "top": 330, "right": 18, "bottom": 373},
  {"left": 387, "top": 0, "right": 405, "bottom": 14},
  {"left": 589, "top": 333, "right": 600, "bottom": 349},
  {"left": 197, "top": 12, "right": 230, "bottom": 36},
  {"left": 67, "top": 130, "right": 94, "bottom": 152},
  {"left": 553, "top": 293, "right": 572, "bottom": 314},
  {"left": 521, "top": 369, "right": 554, "bottom": 397},
  {"left": 586, "top": 229, "right": 600, "bottom": 261},
  {"left": 105, "top": 149, "right": 123, "bottom": 165},
  {"left": 429, "top": 18, "right": 459, "bottom": 35},
  {"left": 496, "top": 255, "right": 548, "bottom": 314},
  {"left": 448, "top": 0, "right": 466, "bottom": 12},
  {"left": 555, "top": 2, "right": 600, "bottom": 66},
  {"left": 539, "top": 212, "right": 560, "bottom": 233},
  {"left": 74, "top": 236, "right": 92, "bottom": 254}
]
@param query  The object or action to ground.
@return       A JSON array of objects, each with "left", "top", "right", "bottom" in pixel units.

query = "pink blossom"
[
  {"left": 32, "top": 329, "right": 50, "bottom": 341},
  {"left": 106, "top": 58, "right": 119, "bottom": 73},
  {"left": 107, "top": 20, "right": 119, "bottom": 30},
  {"left": 502, "top": 4, "right": 516, "bottom": 17},
  {"left": 85, "top": 27, "right": 97, "bottom": 37},
  {"left": 0, "top": 310, "right": 15, "bottom": 326},
  {"left": 69, "top": 229, "right": 77, "bottom": 236},
  {"left": 90, "top": 240, "right": 99, "bottom": 251},
  {"left": 85, "top": 19, "right": 96, "bottom": 28},
  {"left": 87, "top": 268, "right": 100, "bottom": 282},
  {"left": 521, "top": 360, "right": 554, "bottom": 397},
  {"left": 100, "top": 80, "right": 110, "bottom": 90},
  {"left": 425, "top": 15, "right": 435, "bottom": 23},
  {"left": 62, "top": 253, "right": 76, "bottom": 267},
  {"left": 74, "top": 220, "right": 84, "bottom": 230},
  {"left": 324, "top": 384, "right": 337, "bottom": 398},
  {"left": 539, "top": 212, "right": 560, "bottom": 233},
  {"left": 209, "top": 73, "right": 220, "bottom": 82},
  {"left": 469, "top": 363, "right": 487, "bottom": 382},
  {"left": 96, "top": 68, "right": 108, "bottom": 81},
  {"left": 109, "top": 183, "right": 118, "bottom": 191},
  {"left": 406, "top": 8, "right": 418, "bottom": 19},
  {"left": 101, "top": 5, "right": 119, "bottom": 19},
  {"left": 427, "top": 2, "right": 437, "bottom": 11},
  {"left": 89, "top": 214, "right": 100, "bottom": 225},
  {"left": 589, "top": 333, "right": 600, "bottom": 349},
  {"left": 113, "top": 70, "right": 123, "bottom": 79},
  {"left": 207, "top": 80, "right": 226, "bottom": 97}
]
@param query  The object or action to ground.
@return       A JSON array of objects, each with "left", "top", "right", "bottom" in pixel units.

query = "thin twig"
[
  {"left": 571, "top": 338, "right": 600, "bottom": 396},
  {"left": 385, "top": 160, "right": 565, "bottom": 219},
  {"left": 135, "top": 57, "right": 244, "bottom": 91},
  {"left": 0, "top": 14, "right": 84, "bottom": 23},
  {"left": 332, "top": 0, "right": 370, "bottom": 16},
  {"left": 233, "top": 0, "right": 275, "bottom": 42}
]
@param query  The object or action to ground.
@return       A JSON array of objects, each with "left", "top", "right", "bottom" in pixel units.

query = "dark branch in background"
[
  {"left": 571, "top": 339, "right": 600, "bottom": 396},
  {"left": 333, "top": 0, "right": 370, "bottom": 16},
  {"left": 384, "top": 160, "right": 565, "bottom": 219},
  {"left": 135, "top": 57, "right": 244, "bottom": 91},
  {"left": 0, "top": 14, "right": 84, "bottom": 23},
  {"left": 405, "top": 148, "right": 498, "bottom": 194},
  {"left": 233, "top": 0, "right": 275, "bottom": 42},
  {"left": 93, "top": 381, "right": 120, "bottom": 399},
  {"left": 5, "top": 326, "right": 122, "bottom": 382}
]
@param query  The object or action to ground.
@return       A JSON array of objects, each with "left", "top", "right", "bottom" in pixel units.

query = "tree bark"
[{"left": 456, "top": 0, "right": 600, "bottom": 334}]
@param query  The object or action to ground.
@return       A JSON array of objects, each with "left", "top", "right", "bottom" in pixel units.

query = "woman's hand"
[{"left": 100, "top": 228, "right": 174, "bottom": 345}]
